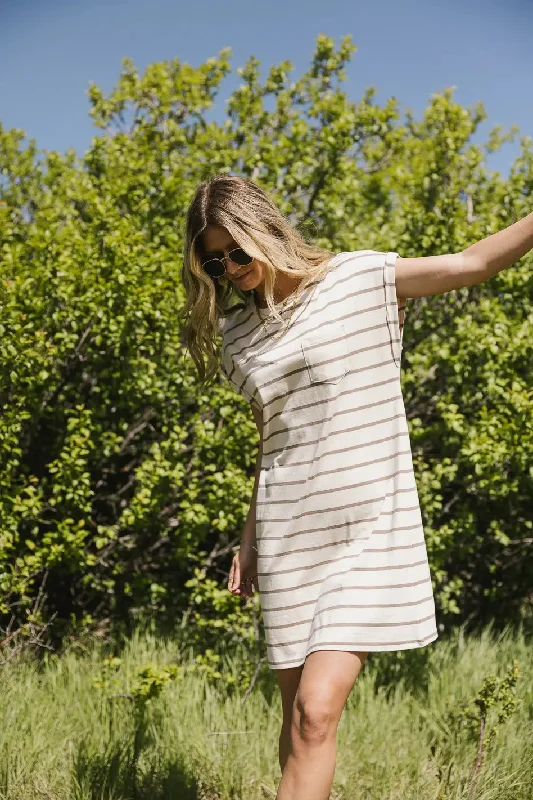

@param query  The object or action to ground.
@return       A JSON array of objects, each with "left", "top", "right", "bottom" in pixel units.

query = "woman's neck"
[{"left": 253, "top": 273, "right": 302, "bottom": 309}]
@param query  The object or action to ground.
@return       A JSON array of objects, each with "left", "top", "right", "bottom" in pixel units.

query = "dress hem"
[{"left": 268, "top": 630, "right": 439, "bottom": 670}]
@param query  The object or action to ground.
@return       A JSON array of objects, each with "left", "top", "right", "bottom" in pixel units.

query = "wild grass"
[{"left": 0, "top": 622, "right": 531, "bottom": 799}]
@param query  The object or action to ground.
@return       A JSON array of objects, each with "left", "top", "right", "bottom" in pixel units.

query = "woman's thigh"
[
  {"left": 294, "top": 650, "right": 368, "bottom": 726},
  {"left": 275, "top": 664, "right": 305, "bottom": 723}
]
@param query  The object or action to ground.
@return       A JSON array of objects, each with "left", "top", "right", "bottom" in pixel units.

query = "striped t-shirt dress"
[{"left": 220, "top": 250, "right": 438, "bottom": 669}]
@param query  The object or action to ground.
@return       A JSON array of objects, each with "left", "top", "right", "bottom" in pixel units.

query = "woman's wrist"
[{"left": 240, "top": 534, "right": 257, "bottom": 552}]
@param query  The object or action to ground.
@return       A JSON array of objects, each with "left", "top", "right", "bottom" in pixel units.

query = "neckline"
[
  {"left": 249, "top": 254, "right": 342, "bottom": 319},
  {"left": 251, "top": 280, "right": 315, "bottom": 320}
]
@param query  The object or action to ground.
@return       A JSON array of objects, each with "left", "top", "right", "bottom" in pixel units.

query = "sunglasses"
[{"left": 199, "top": 247, "right": 254, "bottom": 279}]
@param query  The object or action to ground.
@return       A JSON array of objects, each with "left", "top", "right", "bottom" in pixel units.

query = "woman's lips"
[{"left": 235, "top": 271, "right": 250, "bottom": 280}]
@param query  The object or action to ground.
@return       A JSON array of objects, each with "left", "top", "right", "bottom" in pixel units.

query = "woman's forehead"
[{"left": 201, "top": 224, "right": 236, "bottom": 253}]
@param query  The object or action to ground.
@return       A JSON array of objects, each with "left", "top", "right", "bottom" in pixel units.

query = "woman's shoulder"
[
  {"left": 330, "top": 249, "right": 386, "bottom": 268},
  {"left": 328, "top": 249, "right": 397, "bottom": 283}
]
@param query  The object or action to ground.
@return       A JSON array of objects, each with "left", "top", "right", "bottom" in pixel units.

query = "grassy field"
[{"left": 0, "top": 623, "right": 531, "bottom": 799}]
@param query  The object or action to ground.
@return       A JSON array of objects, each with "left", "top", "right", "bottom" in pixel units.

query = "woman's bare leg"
[
  {"left": 276, "top": 649, "right": 368, "bottom": 800},
  {"left": 274, "top": 664, "right": 304, "bottom": 772}
]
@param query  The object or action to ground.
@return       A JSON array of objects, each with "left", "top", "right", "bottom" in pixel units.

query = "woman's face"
[{"left": 200, "top": 224, "right": 266, "bottom": 294}]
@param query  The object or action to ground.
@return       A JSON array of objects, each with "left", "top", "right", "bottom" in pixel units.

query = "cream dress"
[{"left": 220, "top": 251, "right": 438, "bottom": 669}]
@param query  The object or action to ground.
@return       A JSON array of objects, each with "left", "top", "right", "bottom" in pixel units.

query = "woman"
[{"left": 181, "top": 173, "right": 532, "bottom": 800}]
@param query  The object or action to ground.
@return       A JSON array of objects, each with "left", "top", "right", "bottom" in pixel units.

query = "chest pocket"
[{"left": 301, "top": 321, "right": 350, "bottom": 384}]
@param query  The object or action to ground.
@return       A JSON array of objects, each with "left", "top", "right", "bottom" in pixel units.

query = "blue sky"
[{"left": 1, "top": 0, "right": 532, "bottom": 177}]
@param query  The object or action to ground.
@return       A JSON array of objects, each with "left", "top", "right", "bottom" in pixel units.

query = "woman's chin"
[{"left": 234, "top": 270, "right": 263, "bottom": 293}]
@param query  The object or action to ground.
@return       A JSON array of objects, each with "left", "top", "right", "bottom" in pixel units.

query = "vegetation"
[
  {"left": 0, "top": 625, "right": 530, "bottom": 799},
  {"left": 1, "top": 34, "right": 532, "bottom": 678}
]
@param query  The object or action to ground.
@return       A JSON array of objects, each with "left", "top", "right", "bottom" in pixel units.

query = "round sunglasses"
[{"left": 199, "top": 247, "right": 253, "bottom": 279}]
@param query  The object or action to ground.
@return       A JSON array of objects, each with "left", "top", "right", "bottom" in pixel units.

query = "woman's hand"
[{"left": 228, "top": 542, "right": 258, "bottom": 599}]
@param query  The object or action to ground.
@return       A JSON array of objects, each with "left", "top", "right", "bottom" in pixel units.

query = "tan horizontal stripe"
[
  {"left": 257, "top": 464, "right": 408, "bottom": 510},
  {"left": 263, "top": 388, "right": 403, "bottom": 445},
  {"left": 263, "top": 596, "right": 435, "bottom": 630},
  {"left": 259, "top": 540, "right": 424, "bottom": 561},
  {"left": 268, "top": 630, "right": 438, "bottom": 667},
  {"left": 261, "top": 353, "right": 399, "bottom": 417},
  {"left": 239, "top": 326, "right": 400, "bottom": 398},
  {"left": 225, "top": 267, "right": 394, "bottom": 386},
  {"left": 263, "top": 410, "right": 405, "bottom": 459},
  {"left": 224, "top": 280, "right": 319, "bottom": 350},
  {"left": 375, "top": 500, "right": 420, "bottom": 517},
  {"left": 258, "top": 481, "right": 390, "bottom": 523},
  {"left": 264, "top": 374, "right": 397, "bottom": 428},
  {"left": 224, "top": 282, "right": 314, "bottom": 358},
  {"left": 280, "top": 619, "right": 437, "bottom": 649},
  {"left": 227, "top": 271, "right": 400, "bottom": 391},
  {"left": 258, "top": 555, "right": 427, "bottom": 580},
  {"left": 259, "top": 560, "right": 430, "bottom": 595},
  {"left": 238, "top": 267, "right": 383, "bottom": 343},
  {"left": 227, "top": 286, "right": 372, "bottom": 366},
  {"left": 221, "top": 307, "right": 255, "bottom": 344},
  {"left": 258, "top": 448, "right": 412, "bottom": 496},
  {"left": 372, "top": 522, "right": 423, "bottom": 534},
  {"left": 223, "top": 253, "right": 383, "bottom": 348},
  {"left": 259, "top": 517, "right": 422, "bottom": 544},
  {"left": 258, "top": 336, "right": 399, "bottom": 389},
  {"left": 271, "top": 614, "right": 437, "bottom": 648},
  {"left": 239, "top": 326, "right": 400, "bottom": 406},
  {"left": 263, "top": 428, "right": 408, "bottom": 472},
  {"left": 262, "top": 576, "right": 433, "bottom": 611},
  {"left": 232, "top": 320, "right": 390, "bottom": 380},
  {"left": 258, "top": 485, "right": 418, "bottom": 528},
  {"left": 234, "top": 252, "right": 386, "bottom": 341}
]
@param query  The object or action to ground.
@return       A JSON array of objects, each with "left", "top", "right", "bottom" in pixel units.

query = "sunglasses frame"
[{"left": 199, "top": 247, "right": 254, "bottom": 280}]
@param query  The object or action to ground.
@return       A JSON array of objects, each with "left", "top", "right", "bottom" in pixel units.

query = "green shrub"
[{"left": 1, "top": 35, "right": 532, "bottom": 655}]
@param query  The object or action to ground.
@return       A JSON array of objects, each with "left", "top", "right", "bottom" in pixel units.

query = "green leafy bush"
[{"left": 1, "top": 35, "right": 532, "bottom": 655}]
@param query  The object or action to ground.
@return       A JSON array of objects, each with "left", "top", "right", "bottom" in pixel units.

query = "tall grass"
[{"left": 0, "top": 623, "right": 531, "bottom": 799}]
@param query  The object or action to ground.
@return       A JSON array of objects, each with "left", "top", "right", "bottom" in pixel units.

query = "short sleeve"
[
  {"left": 383, "top": 251, "right": 403, "bottom": 367},
  {"left": 220, "top": 337, "right": 262, "bottom": 411}
]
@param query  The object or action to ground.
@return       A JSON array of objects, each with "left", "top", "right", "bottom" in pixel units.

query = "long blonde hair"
[{"left": 181, "top": 174, "right": 335, "bottom": 382}]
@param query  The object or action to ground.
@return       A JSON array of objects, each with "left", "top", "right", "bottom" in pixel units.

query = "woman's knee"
[
  {"left": 289, "top": 649, "right": 368, "bottom": 746},
  {"left": 291, "top": 693, "right": 337, "bottom": 745}
]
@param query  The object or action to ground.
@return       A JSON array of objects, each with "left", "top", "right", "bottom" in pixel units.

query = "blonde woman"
[{"left": 181, "top": 174, "right": 533, "bottom": 800}]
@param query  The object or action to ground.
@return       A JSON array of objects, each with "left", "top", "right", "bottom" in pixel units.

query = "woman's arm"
[
  {"left": 240, "top": 403, "right": 263, "bottom": 549},
  {"left": 395, "top": 209, "right": 533, "bottom": 299}
]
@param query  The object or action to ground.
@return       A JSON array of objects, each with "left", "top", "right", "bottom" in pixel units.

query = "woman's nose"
[{"left": 224, "top": 253, "right": 241, "bottom": 271}]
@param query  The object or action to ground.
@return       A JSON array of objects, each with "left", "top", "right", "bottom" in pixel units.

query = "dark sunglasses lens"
[
  {"left": 231, "top": 248, "right": 253, "bottom": 266},
  {"left": 202, "top": 259, "right": 225, "bottom": 278}
]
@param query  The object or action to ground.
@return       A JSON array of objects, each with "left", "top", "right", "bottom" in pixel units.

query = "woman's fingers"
[
  {"left": 241, "top": 575, "right": 258, "bottom": 598},
  {"left": 228, "top": 556, "right": 259, "bottom": 598},
  {"left": 229, "top": 556, "right": 240, "bottom": 593}
]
